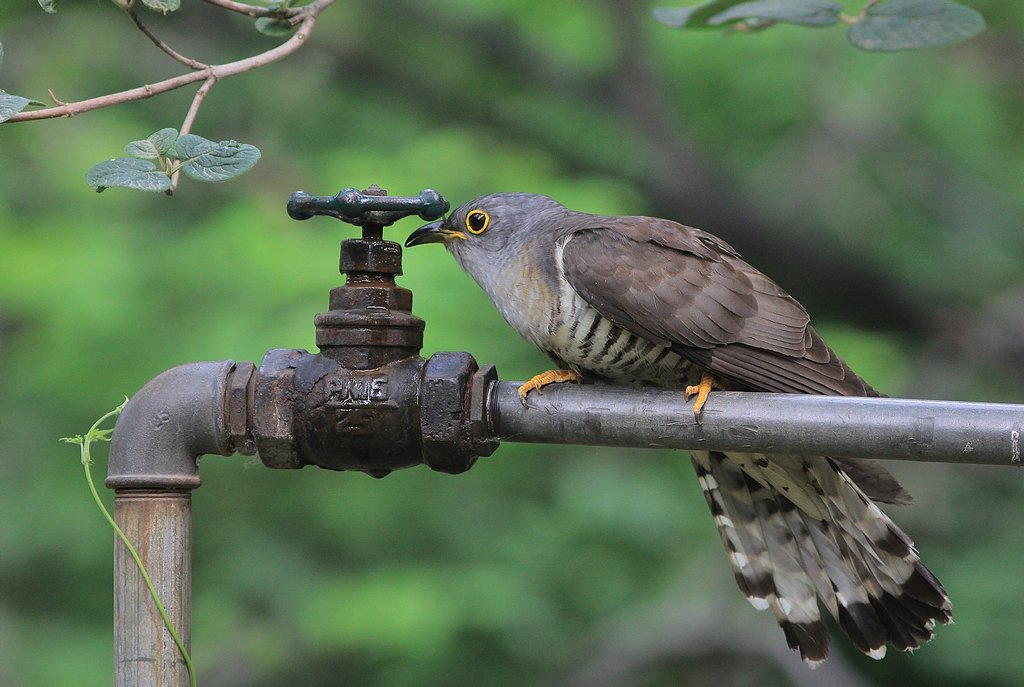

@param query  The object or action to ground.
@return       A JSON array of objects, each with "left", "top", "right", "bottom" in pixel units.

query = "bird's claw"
[
  {"left": 518, "top": 370, "right": 582, "bottom": 407},
  {"left": 684, "top": 372, "right": 715, "bottom": 425}
]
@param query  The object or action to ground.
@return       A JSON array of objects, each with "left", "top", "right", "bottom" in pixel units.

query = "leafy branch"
[
  {"left": 86, "top": 127, "right": 261, "bottom": 193},
  {"left": 61, "top": 400, "right": 198, "bottom": 687},
  {"left": 0, "top": 0, "right": 336, "bottom": 193},
  {"left": 653, "top": 0, "right": 986, "bottom": 51}
]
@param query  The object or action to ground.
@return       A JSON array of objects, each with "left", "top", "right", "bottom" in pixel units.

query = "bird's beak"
[{"left": 405, "top": 220, "right": 467, "bottom": 247}]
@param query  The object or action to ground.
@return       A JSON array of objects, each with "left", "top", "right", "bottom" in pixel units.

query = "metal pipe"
[
  {"left": 107, "top": 360, "right": 239, "bottom": 490},
  {"left": 113, "top": 491, "right": 192, "bottom": 687},
  {"left": 107, "top": 360, "right": 247, "bottom": 687},
  {"left": 489, "top": 382, "right": 1024, "bottom": 466}
]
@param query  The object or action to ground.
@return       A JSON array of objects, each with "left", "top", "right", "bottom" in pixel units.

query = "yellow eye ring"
[{"left": 465, "top": 209, "right": 490, "bottom": 235}]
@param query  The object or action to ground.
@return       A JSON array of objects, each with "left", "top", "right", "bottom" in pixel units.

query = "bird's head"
[
  {"left": 405, "top": 192, "right": 568, "bottom": 264},
  {"left": 405, "top": 192, "right": 570, "bottom": 330}
]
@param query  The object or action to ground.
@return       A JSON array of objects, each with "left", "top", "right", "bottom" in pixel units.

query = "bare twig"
[
  {"left": 127, "top": 7, "right": 209, "bottom": 70},
  {"left": 168, "top": 75, "right": 218, "bottom": 194},
  {"left": 179, "top": 77, "right": 216, "bottom": 140},
  {"left": 5, "top": 0, "right": 334, "bottom": 123}
]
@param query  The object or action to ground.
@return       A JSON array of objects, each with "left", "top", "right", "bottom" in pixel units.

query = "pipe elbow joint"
[{"left": 106, "top": 360, "right": 243, "bottom": 491}]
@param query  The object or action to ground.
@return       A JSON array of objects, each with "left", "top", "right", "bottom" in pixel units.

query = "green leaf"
[
  {"left": 0, "top": 42, "right": 4, "bottom": 72},
  {"left": 255, "top": 17, "right": 295, "bottom": 37},
  {"left": 125, "top": 128, "right": 179, "bottom": 159},
  {"left": 37, "top": 0, "right": 59, "bottom": 13},
  {"left": 652, "top": 1, "right": 749, "bottom": 28},
  {"left": 86, "top": 158, "right": 172, "bottom": 193},
  {"left": 140, "top": 0, "right": 181, "bottom": 12},
  {"left": 0, "top": 91, "right": 31, "bottom": 123},
  {"left": 174, "top": 134, "right": 261, "bottom": 183},
  {"left": 124, "top": 140, "right": 161, "bottom": 159},
  {"left": 149, "top": 127, "right": 179, "bottom": 155},
  {"left": 848, "top": 0, "right": 985, "bottom": 51},
  {"left": 708, "top": 0, "right": 842, "bottom": 26}
]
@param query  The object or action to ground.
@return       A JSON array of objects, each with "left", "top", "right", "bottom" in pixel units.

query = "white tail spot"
[{"left": 748, "top": 597, "right": 770, "bottom": 611}]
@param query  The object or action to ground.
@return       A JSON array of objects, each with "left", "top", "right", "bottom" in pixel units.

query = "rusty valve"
[{"left": 246, "top": 186, "right": 498, "bottom": 477}]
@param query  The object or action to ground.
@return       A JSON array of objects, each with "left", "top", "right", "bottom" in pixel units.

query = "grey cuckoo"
[{"left": 405, "top": 192, "right": 951, "bottom": 666}]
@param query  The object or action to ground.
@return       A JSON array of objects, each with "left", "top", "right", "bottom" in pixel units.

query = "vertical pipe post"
[
  {"left": 107, "top": 360, "right": 247, "bottom": 687},
  {"left": 113, "top": 490, "right": 192, "bottom": 687}
]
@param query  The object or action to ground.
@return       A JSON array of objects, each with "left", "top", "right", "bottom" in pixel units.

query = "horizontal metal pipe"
[{"left": 489, "top": 381, "right": 1024, "bottom": 466}]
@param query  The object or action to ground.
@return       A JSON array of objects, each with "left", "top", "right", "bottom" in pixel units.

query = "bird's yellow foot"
[
  {"left": 518, "top": 370, "right": 582, "bottom": 406},
  {"left": 684, "top": 372, "right": 716, "bottom": 424}
]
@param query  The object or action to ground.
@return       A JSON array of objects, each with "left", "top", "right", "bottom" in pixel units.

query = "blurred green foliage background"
[{"left": 2, "top": 1, "right": 1023, "bottom": 685}]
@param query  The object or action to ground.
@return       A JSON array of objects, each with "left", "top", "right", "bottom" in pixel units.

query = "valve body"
[{"left": 253, "top": 349, "right": 496, "bottom": 476}]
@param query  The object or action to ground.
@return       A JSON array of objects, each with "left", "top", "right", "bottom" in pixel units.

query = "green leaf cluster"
[
  {"left": 653, "top": 0, "right": 985, "bottom": 50},
  {"left": 86, "top": 128, "right": 261, "bottom": 193},
  {"left": 37, "top": 0, "right": 181, "bottom": 13},
  {"left": 0, "top": 90, "right": 31, "bottom": 122},
  {"left": 848, "top": 0, "right": 986, "bottom": 50},
  {"left": 255, "top": 16, "right": 295, "bottom": 36},
  {"left": 37, "top": 0, "right": 290, "bottom": 30},
  {"left": 140, "top": 0, "right": 182, "bottom": 12},
  {"left": 252, "top": 0, "right": 297, "bottom": 35}
]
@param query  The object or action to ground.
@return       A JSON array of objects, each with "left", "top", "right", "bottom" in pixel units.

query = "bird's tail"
[{"left": 691, "top": 450, "right": 952, "bottom": 666}]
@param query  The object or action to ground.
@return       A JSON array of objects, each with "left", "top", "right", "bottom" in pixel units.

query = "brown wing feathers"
[{"left": 561, "top": 223, "right": 873, "bottom": 396}]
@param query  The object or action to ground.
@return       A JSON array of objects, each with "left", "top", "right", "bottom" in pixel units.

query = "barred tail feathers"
[
  {"left": 692, "top": 451, "right": 829, "bottom": 664},
  {"left": 690, "top": 450, "right": 951, "bottom": 665}
]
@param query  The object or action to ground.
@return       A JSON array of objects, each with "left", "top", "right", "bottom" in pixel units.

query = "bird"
[{"left": 405, "top": 192, "right": 951, "bottom": 666}]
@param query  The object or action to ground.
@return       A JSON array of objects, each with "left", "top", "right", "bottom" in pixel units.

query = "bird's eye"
[{"left": 465, "top": 210, "right": 490, "bottom": 235}]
